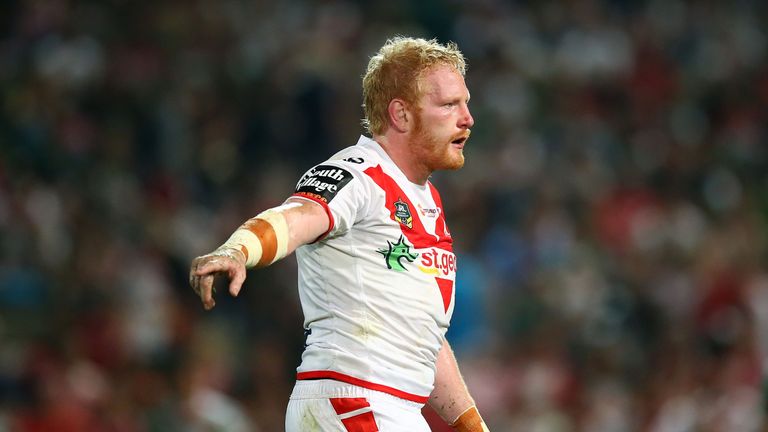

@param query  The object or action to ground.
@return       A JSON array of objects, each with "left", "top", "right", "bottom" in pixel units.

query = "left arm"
[{"left": 429, "top": 338, "right": 490, "bottom": 431}]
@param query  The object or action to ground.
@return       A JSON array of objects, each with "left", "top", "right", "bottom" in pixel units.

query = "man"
[{"left": 190, "top": 36, "right": 490, "bottom": 432}]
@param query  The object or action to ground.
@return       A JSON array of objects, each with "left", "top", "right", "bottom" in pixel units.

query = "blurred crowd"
[{"left": 1, "top": 0, "right": 767, "bottom": 430}]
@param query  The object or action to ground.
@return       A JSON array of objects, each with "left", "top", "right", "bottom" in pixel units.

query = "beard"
[{"left": 409, "top": 114, "right": 466, "bottom": 173}]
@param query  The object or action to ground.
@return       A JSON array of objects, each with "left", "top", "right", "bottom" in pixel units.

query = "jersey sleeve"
[{"left": 291, "top": 162, "right": 368, "bottom": 240}]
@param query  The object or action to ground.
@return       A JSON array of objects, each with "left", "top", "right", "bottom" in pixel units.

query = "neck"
[{"left": 373, "top": 134, "right": 430, "bottom": 185}]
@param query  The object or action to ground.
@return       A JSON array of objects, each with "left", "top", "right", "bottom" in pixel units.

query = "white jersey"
[{"left": 291, "top": 135, "right": 457, "bottom": 403}]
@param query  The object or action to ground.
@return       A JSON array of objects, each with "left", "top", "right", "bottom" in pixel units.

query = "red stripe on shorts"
[
  {"left": 330, "top": 398, "right": 379, "bottom": 432},
  {"left": 330, "top": 397, "right": 370, "bottom": 414}
]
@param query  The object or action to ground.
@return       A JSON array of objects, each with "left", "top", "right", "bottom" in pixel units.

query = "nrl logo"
[
  {"left": 393, "top": 198, "right": 413, "bottom": 228},
  {"left": 377, "top": 235, "right": 419, "bottom": 272}
]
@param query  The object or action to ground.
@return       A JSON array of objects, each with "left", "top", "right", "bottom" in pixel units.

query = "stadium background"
[{"left": 1, "top": 0, "right": 767, "bottom": 430}]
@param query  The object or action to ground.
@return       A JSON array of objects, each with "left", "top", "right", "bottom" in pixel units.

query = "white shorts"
[{"left": 285, "top": 379, "right": 431, "bottom": 432}]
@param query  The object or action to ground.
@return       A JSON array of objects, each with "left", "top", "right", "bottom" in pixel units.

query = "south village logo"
[
  {"left": 377, "top": 235, "right": 418, "bottom": 272},
  {"left": 394, "top": 198, "right": 413, "bottom": 228}
]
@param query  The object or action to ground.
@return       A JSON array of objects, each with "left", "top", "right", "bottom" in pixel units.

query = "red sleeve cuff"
[{"left": 291, "top": 192, "right": 335, "bottom": 243}]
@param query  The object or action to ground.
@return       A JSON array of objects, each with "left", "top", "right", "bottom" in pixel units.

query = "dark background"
[{"left": 1, "top": 0, "right": 767, "bottom": 430}]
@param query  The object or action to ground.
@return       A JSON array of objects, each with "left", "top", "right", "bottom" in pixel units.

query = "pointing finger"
[
  {"left": 199, "top": 274, "right": 216, "bottom": 310},
  {"left": 229, "top": 267, "right": 246, "bottom": 297}
]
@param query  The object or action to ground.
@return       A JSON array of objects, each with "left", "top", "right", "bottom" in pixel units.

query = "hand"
[{"left": 189, "top": 248, "right": 247, "bottom": 310}]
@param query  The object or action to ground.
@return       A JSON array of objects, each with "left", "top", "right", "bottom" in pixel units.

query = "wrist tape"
[
  {"left": 219, "top": 209, "right": 289, "bottom": 268},
  {"left": 452, "top": 406, "right": 490, "bottom": 432}
]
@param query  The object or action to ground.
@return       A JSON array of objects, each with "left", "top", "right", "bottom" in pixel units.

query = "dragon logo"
[{"left": 377, "top": 235, "right": 419, "bottom": 272}]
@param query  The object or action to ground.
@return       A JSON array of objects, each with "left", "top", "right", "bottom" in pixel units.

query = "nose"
[{"left": 459, "top": 103, "right": 474, "bottom": 129}]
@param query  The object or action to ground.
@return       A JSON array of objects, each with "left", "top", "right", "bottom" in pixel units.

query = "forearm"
[
  {"left": 218, "top": 198, "right": 328, "bottom": 268},
  {"left": 429, "top": 339, "right": 489, "bottom": 431},
  {"left": 191, "top": 198, "right": 329, "bottom": 310}
]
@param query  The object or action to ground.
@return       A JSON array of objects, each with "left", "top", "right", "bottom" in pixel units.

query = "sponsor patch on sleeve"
[{"left": 294, "top": 164, "right": 354, "bottom": 203}]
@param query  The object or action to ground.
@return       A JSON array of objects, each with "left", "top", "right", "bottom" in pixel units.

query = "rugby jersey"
[{"left": 291, "top": 135, "right": 457, "bottom": 403}]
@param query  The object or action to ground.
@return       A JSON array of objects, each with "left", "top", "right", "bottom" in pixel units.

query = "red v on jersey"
[
  {"left": 435, "top": 277, "right": 454, "bottom": 313},
  {"left": 364, "top": 165, "right": 454, "bottom": 313},
  {"left": 364, "top": 165, "right": 452, "bottom": 251},
  {"left": 427, "top": 182, "right": 451, "bottom": 241}
]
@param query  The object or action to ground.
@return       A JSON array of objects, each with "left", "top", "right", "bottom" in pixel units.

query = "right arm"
[{"left": 189, "top": 197, "right": 329, "bottom": 310}]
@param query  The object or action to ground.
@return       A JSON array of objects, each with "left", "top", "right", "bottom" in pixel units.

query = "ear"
[{"left": 387, "top": 99, "right": 411, "bottom": 133}]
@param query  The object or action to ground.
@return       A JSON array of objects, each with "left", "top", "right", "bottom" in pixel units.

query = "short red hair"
[{"left": 361, "top": 36, "right": 467, "bottom": 136}]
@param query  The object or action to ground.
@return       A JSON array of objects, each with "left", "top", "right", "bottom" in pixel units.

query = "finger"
[
  {"left": 190, "top": 271, "right": 203, "bottom": 295},
  {"left": 198, "top": 274, "right": 216, "bottom": 310},
  {"left": 190, "top": 275, "right": 201, "bottom": 296},
  {"left": 228, "top": 267, "right": 246, "bottom": 297},
  {"left": 189, "top": 260, "right": 201, "bottom": 292}
]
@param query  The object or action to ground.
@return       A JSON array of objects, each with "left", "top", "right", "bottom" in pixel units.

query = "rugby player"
[{"left": 190, "top": 36, "right": 489, "bottom": 432}]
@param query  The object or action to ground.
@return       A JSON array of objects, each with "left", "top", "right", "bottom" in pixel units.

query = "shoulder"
[
  {"left": 298, "top": 144, "right": 376, "bottom": 184},
  {"left": 300, "top": 138, "right": 382, "bottom": 184},
  {"left": 292, "top": 140, "right": 380, "bottom": 204},
  {"left": 326, "top": 139, "right": 380, "bottom": 171}
]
